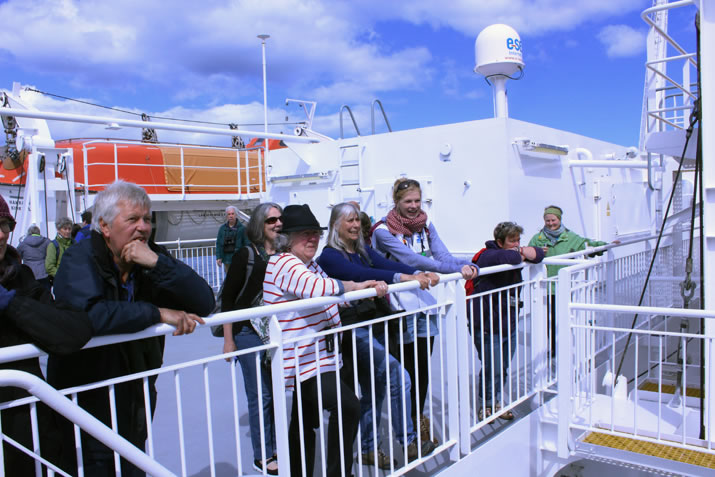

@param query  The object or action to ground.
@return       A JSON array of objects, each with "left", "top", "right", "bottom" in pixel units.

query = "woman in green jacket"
[
  {"left": 528, "top": 205, "right": 609, "bottom": 356},
  {"left": 45, "top": 217, "right": 75, "bottom": 281}
]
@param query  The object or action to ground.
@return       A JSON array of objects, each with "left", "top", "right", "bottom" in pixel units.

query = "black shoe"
[{"left": 407, "top": 438, "right": 436, "bottom": 462}]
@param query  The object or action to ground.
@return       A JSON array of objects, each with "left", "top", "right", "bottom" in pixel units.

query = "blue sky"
[{"left": 0, "top": 0, "right": 700, "bottom": 147}]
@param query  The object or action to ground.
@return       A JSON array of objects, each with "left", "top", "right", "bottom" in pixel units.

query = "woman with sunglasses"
[
  {"left": 221, "top": 202, "right": 283, "bottom": 475},
  {"left": 372, "top": 178, "right": 479, "bottom": 444},
  {"left": 264, "top": 204, "right": 381, "bottom": 477}
]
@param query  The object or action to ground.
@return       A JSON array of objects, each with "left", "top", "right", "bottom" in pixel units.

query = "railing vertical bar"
[
  {"left": 142, "top": 377, "right": 154, "bottom": 458},
  {"left": 108, "top": 384, "right": 121, "bottom": 475},
  {"left": 173, "top": 370, "right": 188, "bottom": 477},
  {"left": 228, "top": 357, "right": 243, "bottom": 475},
  {"left": 202, "top": 363, "right": 216, "bottom": 477},
  {"left": 29, "top": 401, "right": 41, "bottom": 477}
]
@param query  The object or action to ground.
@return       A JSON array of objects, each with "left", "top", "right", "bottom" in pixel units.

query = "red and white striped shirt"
[{"left": 263, "top": 253, "right": 343, "bottom": 385}]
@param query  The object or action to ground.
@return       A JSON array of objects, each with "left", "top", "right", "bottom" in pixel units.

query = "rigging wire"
[
  {"left": 615, "top": 98, "right": 700, "bottom": 379},
  {"left": 23, "top": 87, "right": 305, "bottom": 127}
]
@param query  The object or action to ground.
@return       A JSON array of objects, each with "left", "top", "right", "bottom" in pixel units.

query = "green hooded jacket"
[{"left": 528, "top": 229, "right": 607, "bottom": 281}]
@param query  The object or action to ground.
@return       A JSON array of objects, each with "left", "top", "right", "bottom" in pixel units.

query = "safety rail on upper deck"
[
  {"left": 157, "top": 238, "right": 224, "bottom": 293},
  {"left": 74, "top": 139, "right": 267, "bottom": 202},
  {"left": 0, "top": 235, "right": 683, "bottom": 476},
  {"left": 554, "top": 238, "right": 713, "bottom": 474}
]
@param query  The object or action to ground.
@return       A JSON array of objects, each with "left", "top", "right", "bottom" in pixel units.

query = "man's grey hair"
[
  {"left": 92, "top": 180, "right": 151, "bottom": 232},
  {"left": 56, "top": 217, "right": 73, "bottom": 230},
  {"left": 326, "top": 202, "right": 369, "bottom": 260},
  {"left": 225, "top": 205, "right": 238, "bottom": 215},
  {"left": 27, "top": 224, "right": 41, "bottom": 235},
  {"left": 246, "top": 202, "right": 283, "bottom": 245}
]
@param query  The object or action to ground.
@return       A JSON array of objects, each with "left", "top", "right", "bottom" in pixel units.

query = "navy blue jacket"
[
  {"left": 46, "top": 231, "right": 214, "bottom": 464},
  {"left": 317, "top": 245, "right": 417, "bottom": 283},
  {"left": 471, "top": 240, "right": 544, "bottom": 334}
]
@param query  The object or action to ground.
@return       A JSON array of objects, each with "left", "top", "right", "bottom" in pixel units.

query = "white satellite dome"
[{"left": 474, "top": 24, "right": 524, "bottom": 77}]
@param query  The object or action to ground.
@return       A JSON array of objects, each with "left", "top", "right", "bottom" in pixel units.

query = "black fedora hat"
[{"left": 280, "top": 204, "right": 326, "bottom": 234}]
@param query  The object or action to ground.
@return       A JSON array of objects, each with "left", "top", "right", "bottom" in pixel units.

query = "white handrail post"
[
  {"left": 113, "top": 144, "right": 118, "bottom": 182},
  {"left": 82, "top": 145, "right": 89, "bottom": 207},
  {"left": 557, "top": 266, "right": 572, "bottom": 459},
  {"left": 269, "top": 315, "right": 290, "bottom": 475},
  {"left": 529, "top": 263, "right": 548, "bottom": 393},
  {"left": 180, "top": 146, "right": 186, "bottom": 199},
  {"left": 446, "top": 278, "right": 468, "bottom": 458}
]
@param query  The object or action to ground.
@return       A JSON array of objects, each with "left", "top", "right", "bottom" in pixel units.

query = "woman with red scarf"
[{"left": 372, "top": 178, "right": 478, "bottom": 444}]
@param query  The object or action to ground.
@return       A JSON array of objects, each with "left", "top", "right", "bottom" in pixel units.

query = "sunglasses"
[
  {"left": 0, "top": 220, "right": 16, "bottom": 234},
  {"left": 296, "top": 230, "right": 323, "bottom": 240},
  {"left": 396, "top": 179, "right": 420, "bottom": 192},
  {"left": 265, "top": 216, "right": 282, "bottom": 225}
]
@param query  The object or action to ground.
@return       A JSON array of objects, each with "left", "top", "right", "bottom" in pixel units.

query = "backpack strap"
[
  {"left": 52, "top": 239, "right": 60, "bottom": 267},
  {"left": 234, "top": 245, "right": 256, "bottom": 307}
]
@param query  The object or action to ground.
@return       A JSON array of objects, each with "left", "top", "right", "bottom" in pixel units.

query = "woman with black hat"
[
  {"left": 264, "top": 204, "right": 382, "bottom": 477},
  {"left": 0, "top": 195, "right": 93, "bottom": 474}
]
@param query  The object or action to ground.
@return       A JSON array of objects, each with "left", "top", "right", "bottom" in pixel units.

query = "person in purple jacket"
[
  {"left": 317, "top": 202, "right": 438, "bottom": 468},
  {"left": 469, "top": 221, "right": 544, "bottom": 421}
]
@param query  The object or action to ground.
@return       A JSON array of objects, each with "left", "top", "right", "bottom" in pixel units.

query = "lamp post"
[{"left": 258, "top": 34, "right": 270, "bottom": 165}]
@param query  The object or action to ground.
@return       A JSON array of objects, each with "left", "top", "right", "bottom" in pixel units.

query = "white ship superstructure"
[{"left": 0, "top": 0, "right": 713, "bottom": 475}]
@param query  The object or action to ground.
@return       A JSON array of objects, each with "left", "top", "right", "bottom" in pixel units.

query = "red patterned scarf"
[{"left": 385, "top": 208, "right": 428, "bottom": 236}]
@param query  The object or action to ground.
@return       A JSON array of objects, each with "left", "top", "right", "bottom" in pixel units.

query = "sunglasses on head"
[
  {"left": 396, "top": 179, "right": 420, "bottom": 192},
  {"left": 265, "top": 216, "right": 282, "bottom": 225}
]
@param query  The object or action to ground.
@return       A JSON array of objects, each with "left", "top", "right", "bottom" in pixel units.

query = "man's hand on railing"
[{"left": 159, "top": 308, "right": 205, "bottom": 336}]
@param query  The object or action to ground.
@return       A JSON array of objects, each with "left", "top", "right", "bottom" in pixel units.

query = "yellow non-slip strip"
[
  {"left": 583, "top": 432, "right": 715, "bottom": 469},
  {"left": 639, "top": 381, "right": 702, "bottom": 398}
]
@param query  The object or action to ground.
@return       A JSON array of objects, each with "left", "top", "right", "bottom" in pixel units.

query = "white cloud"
[
  {"left": 597, "top": 24, "right": 647, "bottom": 58},
  {"left": 0, "top": 0, "right": 650, "bottom": 141}
]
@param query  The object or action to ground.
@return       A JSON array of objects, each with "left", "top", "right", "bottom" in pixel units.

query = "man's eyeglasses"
[
  {"left": 0, "top": 220, "right": 16, "bottom": 234},
  {"left": 265, "top": 216, "right": 282, "bottom": 225},
  {"left": 396, "top": 179, "right": 420, "bottom": 192}
]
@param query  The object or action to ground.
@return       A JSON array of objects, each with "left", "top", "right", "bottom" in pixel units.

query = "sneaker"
[
  {"left": 407, "top": 438, "right": 436, "bottom": 462},
  {"left": 253, "top": 456, "right": 279, "bottom": 476},
  {"left": 420, "top": 415, "right": 439, "bottom": 445},
  {"left": 362, "top": 449, "right": 395, "bottom": 470}
]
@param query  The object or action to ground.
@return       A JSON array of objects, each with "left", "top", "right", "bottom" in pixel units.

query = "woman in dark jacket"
[
  {"left": 0, "top": 197, "right": 93, "bottom": 475},
  {"left": 221, "top": 202, "right": 283, "bottom": 475},
  {"left": 317, "top": 202, "right": 438, "bottom": 468},
  {"left": 469, "top": 221, "right": 544, "bottom": 420}
]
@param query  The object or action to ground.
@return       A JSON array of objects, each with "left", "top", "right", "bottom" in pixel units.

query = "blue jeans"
[
  {"left": 353, "top": 326, "right": 416, "bottom": 450},
  {"left": 403, "top": 312, "right": 438, "bottom": 343},
  {"left": 474, "top": 330, "right": 517, "bottom": 406},
  {"left": 234, "top": 327, "right": 276, "bottom": 460}
]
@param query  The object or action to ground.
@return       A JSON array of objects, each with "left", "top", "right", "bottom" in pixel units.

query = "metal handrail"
[
  {"left": 0, "top": 370, "right": 174, "bottom": 477},
  {"left": 371, "top": 99, "right": 392, "bottom": 134},
  {"left": 339, "top": 105, "right": 361, "bottom": 139}
]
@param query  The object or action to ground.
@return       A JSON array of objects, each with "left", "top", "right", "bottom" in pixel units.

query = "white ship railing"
[
  {"left": 79, "top": 139, "right": 267, "bottom": 201},
  {"left": 156, "top": 238, "right": 225, "bottom": 293},
  {"left": 1, "top": 235, "right": 701, "bottom": 475},
  {"left": 0, "top": 262, "right": 560, "bottom": 476},
  {"left": 555, "top": 251, "right": 713, "bottom": 461}
]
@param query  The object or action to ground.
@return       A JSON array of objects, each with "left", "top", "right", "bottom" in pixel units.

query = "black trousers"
[
  {"left": 396, "top": 336, "right": 434, "bottom": 425},
  {"left": 289, "top": 371, "right": 360, "bottom": 477}
]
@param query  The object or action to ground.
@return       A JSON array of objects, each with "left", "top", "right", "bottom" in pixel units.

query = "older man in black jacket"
[{"left": 47, "top": 180, "right": 215, "bottom": 476}]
